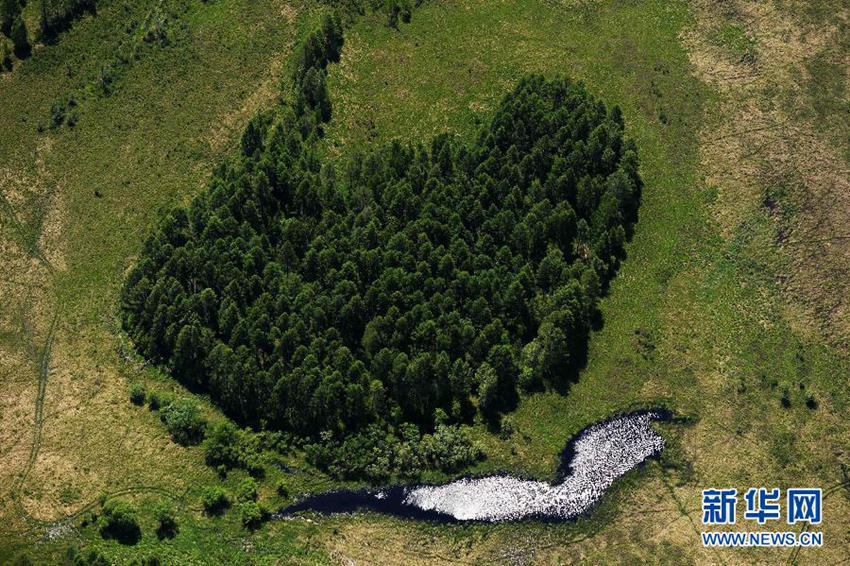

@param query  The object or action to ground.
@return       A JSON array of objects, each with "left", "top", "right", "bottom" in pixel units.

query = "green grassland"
[{"left": 2, "top": 0, "right": 849, "bottom": 564}]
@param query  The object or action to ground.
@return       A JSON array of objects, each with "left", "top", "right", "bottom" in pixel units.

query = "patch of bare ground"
[{"left": 684, "top": 0, "right": 850, "bottom": 344}]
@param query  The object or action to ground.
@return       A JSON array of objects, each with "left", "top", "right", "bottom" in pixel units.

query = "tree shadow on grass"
[{"left": 100, "top": 523, "right": 141, "bottom": 546}]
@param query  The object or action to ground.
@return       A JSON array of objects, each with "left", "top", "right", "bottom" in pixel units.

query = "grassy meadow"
[{"left": 1, "top": 0, "right": 849, "bottom": 564}]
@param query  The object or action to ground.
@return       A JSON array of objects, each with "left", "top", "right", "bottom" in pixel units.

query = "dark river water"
[{"left": 275, "top": 409, "right": 673, "bottom": 523}]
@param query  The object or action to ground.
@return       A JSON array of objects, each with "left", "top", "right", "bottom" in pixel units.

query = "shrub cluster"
[
  {"left": 238, "top": 501, "right": 268, "bottom": 529},
  {"left": 155, "top": 501, "right": 178, "bottom": 539},
  {"left": 159, "top": 398, "right": 207, "bottom": 446},
  {"left": 305, "top": 421, "right": 484, "bottom": 481},
  {"left": 237, "top": 477, "right": 258, "bottom": 502},
  {"left": 129, "top": 383, "right": 146, "bottom": 405}
]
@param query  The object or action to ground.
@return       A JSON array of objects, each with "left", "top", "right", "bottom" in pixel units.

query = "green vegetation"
[
  {"left": 68, "top": 548, "right": 110, "bottom": 566},
  {"left": 304, "top": 420, "right": 483, "bottom": 481},
  {"left": 145, "top": 390, "right": 170, "bottom": 411},
  {"left": 0, "top": 35, "right": 11, "bottom": 69},
  {"left": 38, "top": 0, "right": 98, "bottom": 43},
  {"left": 159, "top": 398, "right": 206, "bottom": 446},
  {"left": 2, "top": 0, "right": 849, "bottom": 563},
  {"left": 129, "top": 383, "right": 146, "bottom": 405},
  {"left": 200, "top": 486, "right": 230, "bottom": 515},
  {"left": 122, "top": 56, "right": 641, "bottom": 479},
  {"left": 9, "top": 11, "right": 28, "bottom": 58},
  {"left": 98, "top": 499, "right": 142, "bottom": 545},
  {"left": 154, "top": 501, "right": 178, "bottom": 539},
  {"left": 712, "top": 23, "right": 755, "bottom": 62},
  {"left": 236, "top": 477, "right": 258, "bottom": 502},
  {"left": 0, "top": 0, "right": 99, "bottom": 70},
  {"left": 238, "top": 501, "right": 266, "bottom": 529},
  {"left": 0, "top": 0, "right": 19, "bottom": 35},
  {"left": 201, "top": 421, "right": 259, "bottom": 472}
]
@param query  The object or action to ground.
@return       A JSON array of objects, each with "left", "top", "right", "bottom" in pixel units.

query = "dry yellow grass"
[{"left": 685, "top": 0, "right": 850, "bottom": 344}]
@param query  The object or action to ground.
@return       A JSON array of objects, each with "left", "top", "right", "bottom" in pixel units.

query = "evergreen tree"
[
  {"left": 10, "top": 15, "right": 29, "bottom": 59},
  {"left": 0, "top": 0, "right": 19, "bottom": 36}
]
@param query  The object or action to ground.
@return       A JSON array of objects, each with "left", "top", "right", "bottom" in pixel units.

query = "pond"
[{"left": 276, "top": 410, "right": 672, "bottom": 523}]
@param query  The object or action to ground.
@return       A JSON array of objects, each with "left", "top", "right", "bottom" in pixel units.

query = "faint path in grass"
[
  {"left": 658, "top": 462, "right": 727, "bottom": 566},
  {"left": 10, "top": 310, "right": 59, "bottom": 526}
]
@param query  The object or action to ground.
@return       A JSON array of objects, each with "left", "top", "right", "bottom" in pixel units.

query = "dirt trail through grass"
[{"left": 11, "top": 310, "right": 59, "bottom": 522}]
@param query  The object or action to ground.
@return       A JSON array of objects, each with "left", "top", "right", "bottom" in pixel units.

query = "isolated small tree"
[
  {"left": 154, "top": 501, "right": 177, "bottom": 539},
  {"left": 201, "top": 486, "right": 230, "bottom": 515},
  {"left": 129, "top": 383, "right": 146, "bottom": 406},
  {"left": 99, "top": 499, "right": 141, "bottom": 544},
  {"left": 805, "top": 393, "right": 818, "bottom": 410}
]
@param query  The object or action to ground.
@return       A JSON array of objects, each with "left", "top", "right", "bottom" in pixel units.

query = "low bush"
[
  {"left": 201, "top": 486, "right": 229, "bottom": 515},
  {"left": 160, "top": 399, "right": 207, "bottom": 445},
  {"left": 275, "top": 481, "right": 289, "bottom": 498},
  {"left": 68, "top": 548, "right": 110, "bottom": 566},
  {"left": 147, "top": 390, "right": 171, "bottom": 410},
  {"left": 98, "top": 499, "right": 141, "bottom": 545},
  {"left": 154, "top": 501, "right": 177, "bottom": 539},
  {"left": 238, "top": 501, "right": 267, "bottom": 529},
  {"left": 129, "top": 383, "right": 146, "bottom": 405},
  {"left": 237, "top": 477, "right": 257, "bottom": 502}
]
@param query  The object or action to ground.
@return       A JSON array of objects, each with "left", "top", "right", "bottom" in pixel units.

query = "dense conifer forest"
[{"left": 120, "top": 14, "right": 641, "bottom": 477}]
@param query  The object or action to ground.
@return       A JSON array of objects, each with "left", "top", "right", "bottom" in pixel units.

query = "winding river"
[{"left": 276, "top": 410, "right": 671, "bottom": 523}]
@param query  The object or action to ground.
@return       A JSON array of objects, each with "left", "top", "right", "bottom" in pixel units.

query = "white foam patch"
[{"left": 403, "top": 412, "right": 664, "bottom": 521}]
